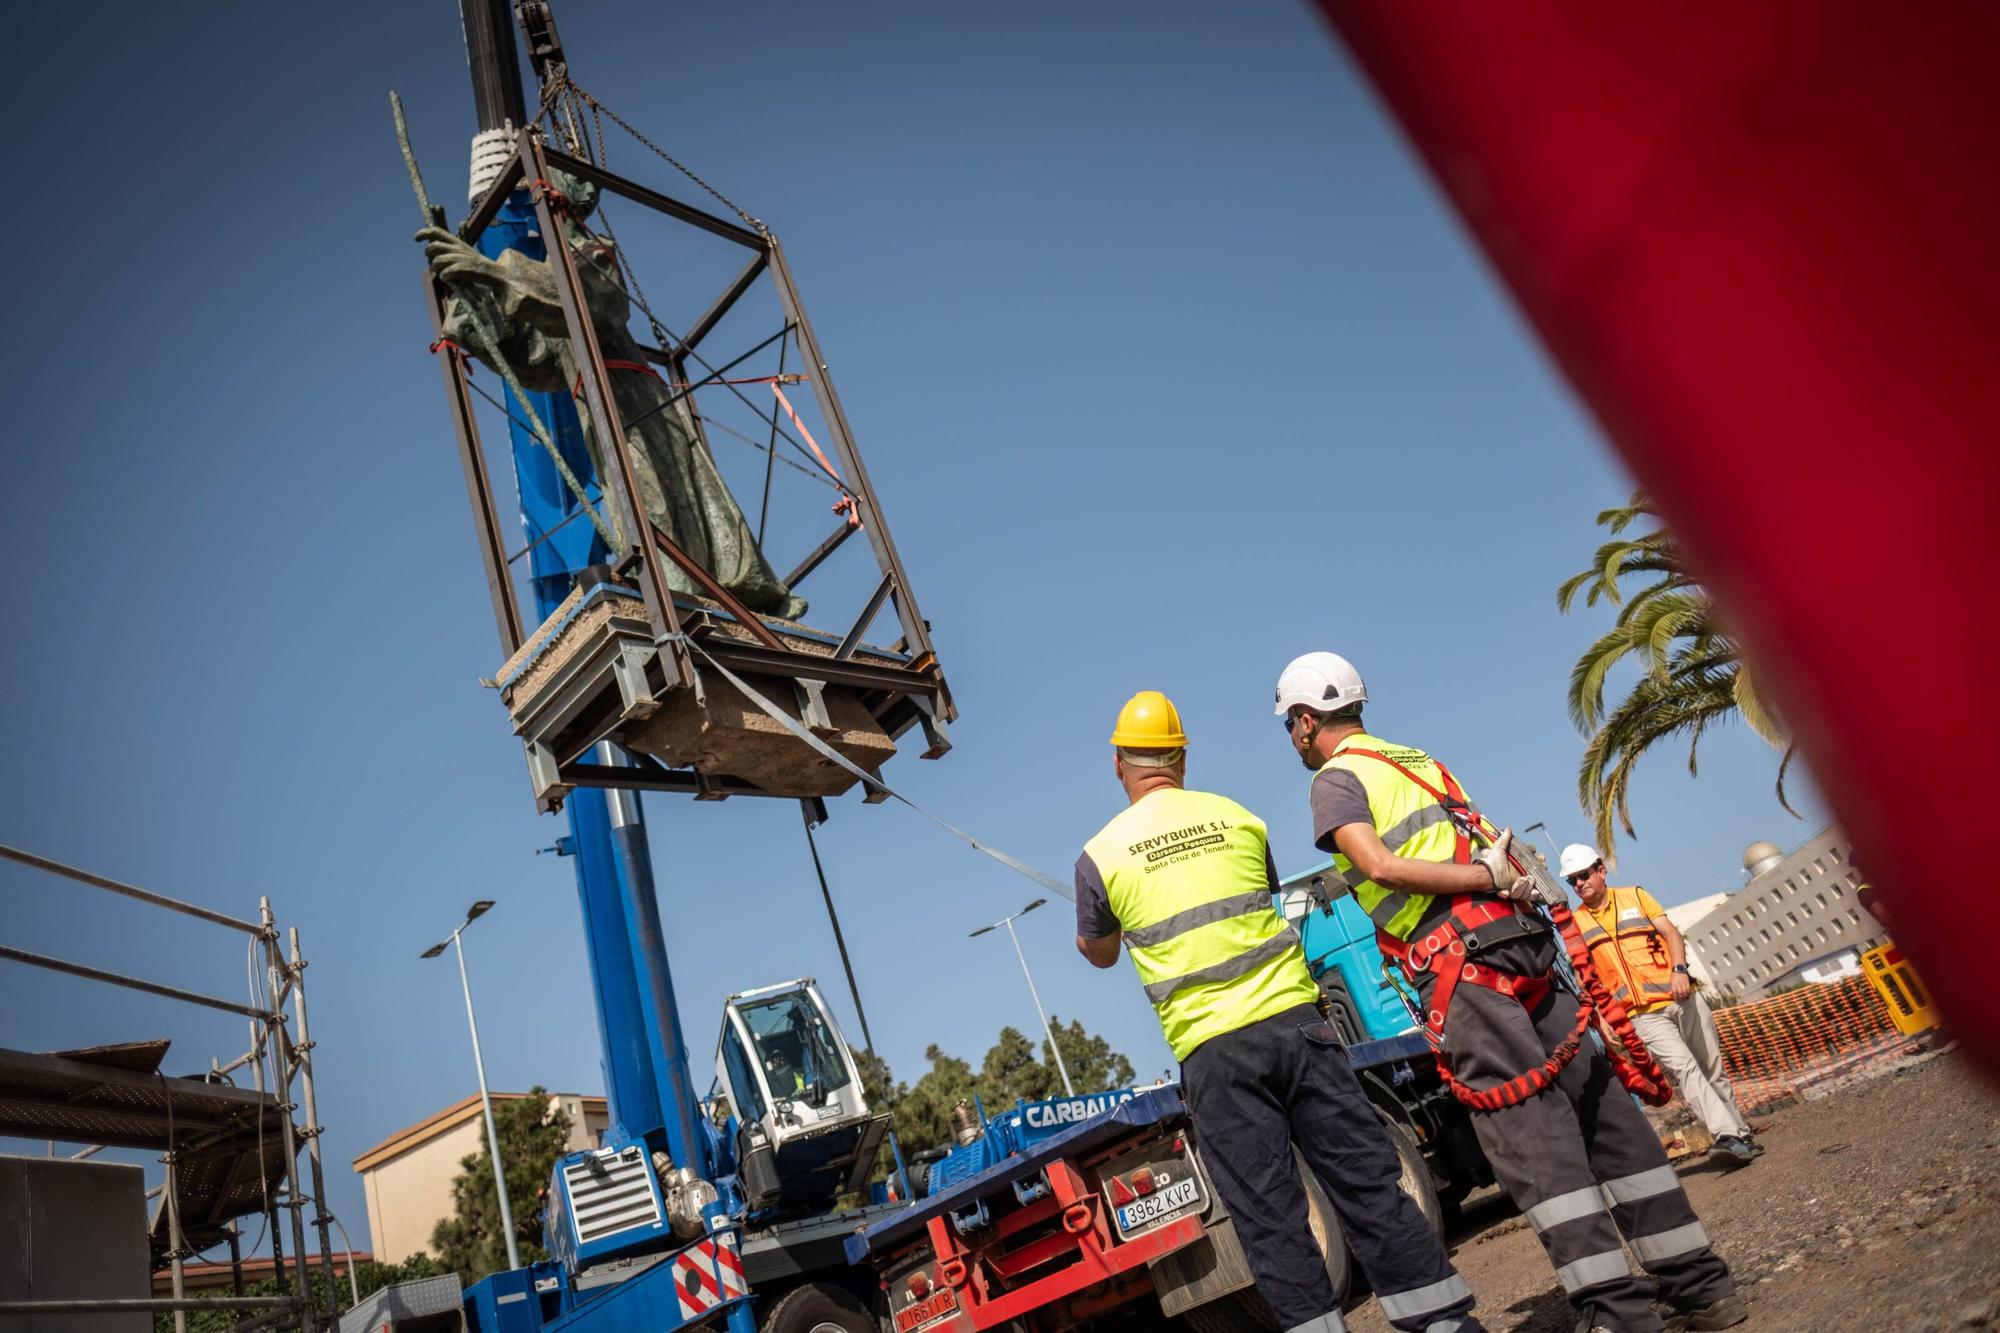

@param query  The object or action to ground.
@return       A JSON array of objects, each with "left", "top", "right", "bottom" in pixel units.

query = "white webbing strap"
[{"left": 678, "top": 637, "right": 1074, "bottom": 901}]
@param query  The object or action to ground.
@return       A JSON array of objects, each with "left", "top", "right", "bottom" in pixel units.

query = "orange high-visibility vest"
[{"left": 1576, "top": 886, "right": 1677, "bottom": 1015}]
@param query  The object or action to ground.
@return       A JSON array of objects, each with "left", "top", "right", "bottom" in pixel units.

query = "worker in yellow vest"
[
  {"left": 1562, "top": 844, "right": 1761, "bottom": 1166},
  {"left": 1273, "top": 654, "right": 1746, "bottom": 1333},
  {"left": 1076, "top": 691, "right": 1482, "bottom": 1333}
]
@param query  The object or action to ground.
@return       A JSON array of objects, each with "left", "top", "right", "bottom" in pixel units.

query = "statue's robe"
[{"left": 442, "top": 242, "right": 808, "bottom": 622}]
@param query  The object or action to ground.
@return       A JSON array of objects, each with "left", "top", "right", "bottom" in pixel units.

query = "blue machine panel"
[
  {"left": 1280, "top": 863, "right": 1421, "bottom": 1039},
  {"left": 464, "top": 1264, "right": 561, "bottom": 1333},
  {"left": 546, "top": 1134, "right": 673, "bottom": 1277}
]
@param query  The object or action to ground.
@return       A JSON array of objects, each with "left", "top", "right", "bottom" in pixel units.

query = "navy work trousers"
[
  {"left": 1429, "top": 936, "right": 1736, "bottom": 1333},
  {"left": 1183, "top": 1004, "right": 1482, "bottom": 1333}
]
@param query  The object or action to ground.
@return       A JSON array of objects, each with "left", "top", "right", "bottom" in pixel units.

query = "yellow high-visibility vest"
[
  {"left": 1317, "top": 734, "right": 1468, "bottom": 940},
  {"left": 1085, "top": 788, "right": 1317, "bottom": 1060}
]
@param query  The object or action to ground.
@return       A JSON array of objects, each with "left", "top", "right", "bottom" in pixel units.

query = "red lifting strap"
[
  {"left": 572, "top": 360, "right": 663, "bottom": 399},
  {"left": 1340, "top": 747, "right": 1670, "bottom": 1111}
]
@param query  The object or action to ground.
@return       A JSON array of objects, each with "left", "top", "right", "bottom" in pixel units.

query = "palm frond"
[
  {"left": 1567, "top": 621, "right": 1642, "bottom": 731},
  {"left": 1579, "top": 663, "right": 1739, "bottom": 850},
  {"left": 1732, "top": 663, "right": 1789, "bottom": 748},
  {"left": 1775, "top": 743, "right": 1802, "bottom": 819}
]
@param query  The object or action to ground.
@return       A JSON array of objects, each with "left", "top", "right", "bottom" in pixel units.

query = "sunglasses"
[
  {"left": 1282, "top": 712, "right": 1307, "bottom": 736},
  {"left": 1567, "top": 862, "right": 1604, "bottom": 887}
]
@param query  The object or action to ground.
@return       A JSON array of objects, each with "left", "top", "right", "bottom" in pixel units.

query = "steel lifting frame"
[{"left": 431, "top": 127, "right": 954, "bottom": 809}]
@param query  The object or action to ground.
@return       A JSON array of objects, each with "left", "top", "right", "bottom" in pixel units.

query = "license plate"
[
  {"left": 894, "top": 1289, "right": 958, "bottom": 1333},
  {"left": 1114, "top": 1176, "right": 1201, "bottom": 1235}
]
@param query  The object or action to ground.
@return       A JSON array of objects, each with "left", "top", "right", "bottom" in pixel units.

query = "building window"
[
  {"left": 1847, "top": 869, "right": 1863, "bottom": 886},
  {"left": 1818, "top": 926, "right": 1831, "bottom": 943},
  {"left": 1786, "top": 911, "right": 1800, "bottom": 927},
  {"left": 1814, "top": 856, "right": 1825, "bottom": 875},
  {"left": 1789, "top": 944, "right": 1802, "bottom": 960},
  {"left": 1802, "top": 899, "right": 1815, "bottom": 916},
  {"left": 1831, "top": 846, "right": 1844, "bottom": 864}
]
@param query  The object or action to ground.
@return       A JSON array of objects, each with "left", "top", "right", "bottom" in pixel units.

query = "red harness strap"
[{"left": 1341, "top": 747, "right": 1671, "bottom": 1112}]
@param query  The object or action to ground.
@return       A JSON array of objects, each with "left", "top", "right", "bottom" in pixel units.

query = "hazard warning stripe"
[{"left": 673, "top": 1232, "right": 751, "bottom": 1321}]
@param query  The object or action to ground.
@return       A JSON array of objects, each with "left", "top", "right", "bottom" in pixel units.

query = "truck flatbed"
[
  {"left": 845, "top": 1087, "right": 1188, "bottom": 1264},
  {"left": 1347, "top": 1030, "right": 1431, "bottom": 1068}
]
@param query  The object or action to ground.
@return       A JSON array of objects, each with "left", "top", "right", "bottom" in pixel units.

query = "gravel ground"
[{"left": 1344, "top": 1048, "right": 2000, "bottom": 1333}]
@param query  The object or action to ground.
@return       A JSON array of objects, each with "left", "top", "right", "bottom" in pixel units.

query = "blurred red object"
[{"left": 1318, "top": 0, "right": 2000, "bottom": 1072}]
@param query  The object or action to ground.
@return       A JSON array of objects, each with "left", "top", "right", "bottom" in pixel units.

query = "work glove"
[{"left": 1472, "top": 830, "right": 1536, "bottom": 901}]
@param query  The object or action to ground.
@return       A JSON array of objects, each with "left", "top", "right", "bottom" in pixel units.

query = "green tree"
[
  {"left": 1557, "top": 492, "right": 1796, "bottom": 850},
  {"left": 883, "top": 1019, "right": 1138, "bottom": 1159},
  {"left": 430, "top": 1088, "right": 572, "bottom": 1280}
]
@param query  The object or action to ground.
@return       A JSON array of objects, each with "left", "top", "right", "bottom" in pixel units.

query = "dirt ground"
[{"left": 1344, "top": 1048, "right": 2000, "bottom": 1333}]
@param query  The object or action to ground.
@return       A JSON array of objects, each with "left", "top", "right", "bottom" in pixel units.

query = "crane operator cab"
[{"left": 716, "top": 979, "right": 888, "bottom": 1217}]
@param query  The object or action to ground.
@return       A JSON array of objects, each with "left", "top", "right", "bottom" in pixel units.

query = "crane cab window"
[{"left": 740, "top": 993, "right": 852, "bottom": 1103}]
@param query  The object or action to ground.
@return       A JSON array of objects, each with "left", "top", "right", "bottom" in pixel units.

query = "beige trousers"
[{"left": 1631, "top": 990, "right": 1751, "bottom": 1140}]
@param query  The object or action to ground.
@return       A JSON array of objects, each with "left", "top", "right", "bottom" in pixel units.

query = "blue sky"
[{"left": 0, "top": 1, "right": 1817, "bottom": 1258}]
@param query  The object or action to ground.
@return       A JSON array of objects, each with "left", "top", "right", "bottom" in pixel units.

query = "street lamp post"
[
  {"left": 1524, "top": 821, "right": 1563, "bottom": 866},
  {"left": 971, "top": 898, "right": 1075, "bottom": 1098},
  {"left": 422, "top": 900, "right": 520, "bottom": 1272}
]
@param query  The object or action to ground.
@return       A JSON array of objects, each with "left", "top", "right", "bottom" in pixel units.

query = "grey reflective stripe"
[
  {"left": 1630, "top": 1220, "right": 1711, "bottom": 1265},
  {"left": 1381, "top": 801, "right": 1451, "bottom": 852},
  {"left": 1640, "top": 981, "right": 1676, "bottom": 994},
  {"left": 1123, "top": 892, "right": 1273, "bottom": 949},
  {"left": 1366, "top": 890, "right": 1413, "bottom": 931},
  {"left": 1523, "top": 1184, "right": 1610, "bottom": 1233},
  {"left": 1142, "top": 929, "right": 1300, "bottom": 1006},
  {"left": 1377, "top": 1273, "right": 1472, "bottom": 1321},
  {"left": 1285, "top": 1313, "right": 1348, "bottom": 1333},
  {"left": 1601, "top": 1164, "right": 1681, "bottom": 1206},
  {"left": 1554, "top": 1248, "right": 1633, "bottom": 1292},
  {"left": 1425, "top": 1323, "right": 1465, "bottom": 1333}
]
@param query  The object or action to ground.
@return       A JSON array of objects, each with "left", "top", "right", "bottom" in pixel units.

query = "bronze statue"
[{"left": 418, "top": 174, "right": 807, "bottom": 621}]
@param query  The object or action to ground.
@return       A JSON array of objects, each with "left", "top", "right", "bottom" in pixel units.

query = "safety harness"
[{"left": 1342, "top": 749, "right": 1671, "bottom": 1112}]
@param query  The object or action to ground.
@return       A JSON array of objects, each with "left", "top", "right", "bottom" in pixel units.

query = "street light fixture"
[
  {"left": 1523, "top": 822, "right": 1563, "bottom": 866},
  {"left": 421, "top": 900, "right": 519, "bottom": 1272},
  {"left": 970, "top": 898, "right": 1075, "bottom": 1097}
]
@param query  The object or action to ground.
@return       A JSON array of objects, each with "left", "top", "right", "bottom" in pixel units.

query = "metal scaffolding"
[{"left": 0, "top": 842, "right": 344, "bottom": 1332}]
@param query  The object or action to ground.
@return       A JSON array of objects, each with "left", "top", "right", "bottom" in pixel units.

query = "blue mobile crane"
[
  {"left": 405, "top": 7, "right": 1472, "bottom": 1332},
  {"left": 425, "top": 3, "right": 943, "bottom": 1329}
]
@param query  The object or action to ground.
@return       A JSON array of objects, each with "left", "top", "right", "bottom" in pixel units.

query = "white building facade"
[{"left": 1681, "top": 826, "right": 1883, "bottom": 1000}]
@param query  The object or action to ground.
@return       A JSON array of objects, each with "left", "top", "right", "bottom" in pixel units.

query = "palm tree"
[{"left": 1557, "top": 494, "right": 1795, "bottom": 849}]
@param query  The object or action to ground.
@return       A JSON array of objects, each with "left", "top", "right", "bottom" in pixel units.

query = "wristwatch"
[{"left": 1672, "top": 964, "right": 1690, "bottom": 974}]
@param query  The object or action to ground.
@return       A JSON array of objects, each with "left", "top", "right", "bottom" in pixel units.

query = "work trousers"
[
  {"left": 1425, "top": 937, "right": 1734, "bottom": 1333},
  {"left": 1631, "top": 991, "right": 1752, "bottom": 1141},
  {"left": 1183, "top": 1004, "right": 1482, "bottom": 1333}
]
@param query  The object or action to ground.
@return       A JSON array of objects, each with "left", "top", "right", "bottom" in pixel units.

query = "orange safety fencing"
[{"left": 1709, "top": 974, "right": 1931, "bottom": 1114}]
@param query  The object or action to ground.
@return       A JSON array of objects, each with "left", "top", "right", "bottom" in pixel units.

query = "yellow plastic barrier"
[{"left": 1861, "top": 943, "right": 1938, "bottom": 1035}]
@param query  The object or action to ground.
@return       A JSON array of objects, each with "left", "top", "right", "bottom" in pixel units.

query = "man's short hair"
[
  {"left": 1299, "top": 703, "right": 1364, "bottom": 727},
  {"left": 1117, "top": 745, "right": 1185, "bottom": 769}
]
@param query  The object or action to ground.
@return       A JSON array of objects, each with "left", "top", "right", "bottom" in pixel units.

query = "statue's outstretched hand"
[{"left": 416, "top": 226, "right": 505, "bottom": 297}]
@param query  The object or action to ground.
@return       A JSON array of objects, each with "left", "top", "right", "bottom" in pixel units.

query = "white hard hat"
[
  {"left": 1274, "top": 652, "right": 1368, "bottom": 716},
  {"left": 1559, "top": 843, "right": 1602, "bottom": 879}
]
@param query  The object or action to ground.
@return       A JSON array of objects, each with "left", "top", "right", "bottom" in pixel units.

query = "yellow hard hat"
[{"left": 1110, "top": 691, "right": 1188, "bottom": 749}]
